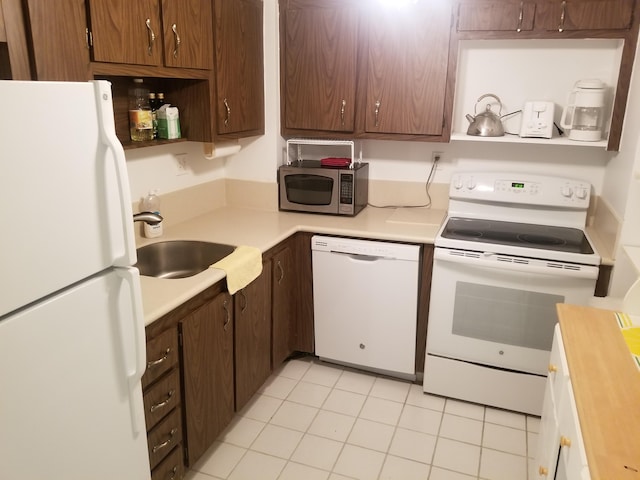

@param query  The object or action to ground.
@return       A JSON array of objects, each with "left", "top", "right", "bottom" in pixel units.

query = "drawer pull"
[
  {"left": 169, "top": 466, "right": 178, "bottom": 479},
  {"left": 538, "top": 466, "right": 548, "bottom": 476},
  {"left": 560, "top": 435, "right": 572, "bottom": 448},
  {"left": 548, "top": 364, "right": 557, "bottom": 373},
  {"left": 150, "top": 390, "right": 175, "bottom": 413},
  {"left": 148, "top": 348, "right": 171, "bottom": 368},
  {"left": 152, "top": 428, "right": 178, "bottom": 453}
]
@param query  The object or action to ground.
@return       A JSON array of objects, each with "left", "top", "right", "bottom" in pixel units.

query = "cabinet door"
[
  {"left": 214, "top": 0, "right": 264, "bottom": 135},
  {"left": 161, "top": 0, "right": 212, "bottom": 69},
  {"left": 235, "top": 263, "right": 272, "bottom": 411},
  {"left": 89, "top": 0, "right": 163, "bottom": 66},
  {"left": 24, "top": 0, "right": 90, "bottom": 80},
  {"left": 363, "top": 1, "right": 452, "bottom": 135},
  {"left": 535, "top": 378, "right": 561, "bottom": 478},
  {"left": 456, "top": 1, "right": 536, "bottom": 32},
  {"left": 180, "top": 292, "right": 234, "bottom": 466},
  {"left": 281, "top": 0, "right": 359, "bottom": 132},
  {"left": 536, "top": 0, "right": 635, "bottom": 31},
  {"left": 272, "top": 246, "right": 295, "bottom": 368}
]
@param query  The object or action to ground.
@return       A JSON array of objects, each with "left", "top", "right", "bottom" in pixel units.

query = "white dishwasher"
[{"left": 312, "top": 235, "right": 421, "bottom": 378}]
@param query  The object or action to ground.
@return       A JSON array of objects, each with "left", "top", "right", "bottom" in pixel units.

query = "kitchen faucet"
[{"left": 133, "top": 212, "right": 163, "bottom": 225}]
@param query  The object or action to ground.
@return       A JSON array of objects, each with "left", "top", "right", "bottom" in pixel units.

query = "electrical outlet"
[
  {"left": 432, "top": 151, "right": 443, "bottom": 163},
  {"left": 175, "top": 153, "right": 188, "bottom": 176}
]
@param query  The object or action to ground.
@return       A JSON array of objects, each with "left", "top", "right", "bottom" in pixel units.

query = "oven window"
[
  {"left": 451, "top": 282, "right": 563, "bottom": 351},
  {"left": 285, "top": 174, "right": 334, "bottom": 205}
]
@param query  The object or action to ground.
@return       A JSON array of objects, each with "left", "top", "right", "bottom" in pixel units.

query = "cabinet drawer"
[
  {"left": 144, "top": 368, "right": 181, "bottom": 431},
  {"left": 151, "top": 444, "right": 184, "bottom": 480},
  {"left": 147, "top": 407, "right": 183, "bottom": 470},
  {"left": 143, "top": 328, "right": 179, "bottom": 388}
]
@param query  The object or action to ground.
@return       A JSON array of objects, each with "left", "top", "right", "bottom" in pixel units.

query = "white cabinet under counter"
[{"left": 536, "top": 304, "right": 640, "bottom": 479}]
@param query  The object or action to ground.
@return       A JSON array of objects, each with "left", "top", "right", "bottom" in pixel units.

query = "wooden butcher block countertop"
[{"left": 557, "top": 304, "right": 640, "bottom": 480}]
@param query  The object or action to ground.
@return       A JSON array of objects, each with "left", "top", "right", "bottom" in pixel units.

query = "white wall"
[{"left": 603, "top": 34, "right": 640, "bottom": 296}]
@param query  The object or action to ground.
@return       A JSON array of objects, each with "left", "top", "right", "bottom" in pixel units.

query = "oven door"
[{"left": 426, "top": 247, "right": 599, "bottom": 375}]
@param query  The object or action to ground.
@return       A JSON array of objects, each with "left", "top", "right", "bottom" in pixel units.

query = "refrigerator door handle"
[
  {"left": 115, "top": 267, "right": 147, "bottom": 435},
  {"left": 93, "top": 80, "right": 138, "bottom": 267}
]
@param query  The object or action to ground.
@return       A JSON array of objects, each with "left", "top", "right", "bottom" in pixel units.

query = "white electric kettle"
[{"left": 560, "top": 79, "right": 606, "bottom": 142}]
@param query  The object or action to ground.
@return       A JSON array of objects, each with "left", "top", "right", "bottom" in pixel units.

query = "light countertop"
[
  {"left": 139, "top": 205, "right": 446, "bottom": 326},
  {"left": 557, "top": 304, "right": 640, "bottom": 479}
]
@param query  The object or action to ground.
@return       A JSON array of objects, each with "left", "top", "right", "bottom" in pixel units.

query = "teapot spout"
[{"left": 465, "top": 114, "right": 475, "bottom": 124}]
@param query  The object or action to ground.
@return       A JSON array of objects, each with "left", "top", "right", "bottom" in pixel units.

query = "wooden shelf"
[{"left": 450, "top": 132, "right": 609, "bottom": 148}]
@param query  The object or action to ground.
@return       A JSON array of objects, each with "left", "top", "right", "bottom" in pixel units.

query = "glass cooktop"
[{"left": 441, "top": 217, "right": 594, "bottom": 254}]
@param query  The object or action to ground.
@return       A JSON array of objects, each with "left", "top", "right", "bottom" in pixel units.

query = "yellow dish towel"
[
  {"left": 615, "top": 312, "right": 640, "bottom": 369},
  {"left": 210, "top": 246, "right": 263, "bottom": 295}
]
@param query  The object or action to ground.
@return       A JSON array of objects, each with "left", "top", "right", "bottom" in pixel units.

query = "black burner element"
[{"left": 441, "top": 217, "right": 594, "bottom": 254}]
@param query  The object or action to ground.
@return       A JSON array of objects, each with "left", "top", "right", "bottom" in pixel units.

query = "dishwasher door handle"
[{"left": 330, "top": 251, "right": 388, "bottom": 262}]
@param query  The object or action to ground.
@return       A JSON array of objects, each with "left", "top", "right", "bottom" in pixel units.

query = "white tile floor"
[{"left": 185, "top": 356, "right": 540, "bottom": 480}]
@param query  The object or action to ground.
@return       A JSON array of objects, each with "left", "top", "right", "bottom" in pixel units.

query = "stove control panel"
[{"left": 450, "top": 172, "right": 591, "bottom": 208}]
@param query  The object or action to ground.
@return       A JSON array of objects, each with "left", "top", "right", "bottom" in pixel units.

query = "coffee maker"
[{"left": 560, "top": 79, "right": 606, "bottom": 142}]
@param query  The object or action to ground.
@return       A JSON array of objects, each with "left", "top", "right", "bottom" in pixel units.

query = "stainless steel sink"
[{"left": 135, "top": 240, "right": 235, "bottom": 279}]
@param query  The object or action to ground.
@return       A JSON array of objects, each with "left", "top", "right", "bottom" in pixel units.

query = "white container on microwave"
[{"left": 278, "top": 161, "right": 369, "bottom": 216}]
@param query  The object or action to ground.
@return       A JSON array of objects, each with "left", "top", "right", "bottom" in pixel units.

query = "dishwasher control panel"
[{"left": 311, "top": 236, "right": 420, "bottom": 261}]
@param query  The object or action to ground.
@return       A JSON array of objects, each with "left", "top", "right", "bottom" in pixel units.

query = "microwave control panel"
[{"left": 340, "top": 174, "right": 353, "bottom": 204}]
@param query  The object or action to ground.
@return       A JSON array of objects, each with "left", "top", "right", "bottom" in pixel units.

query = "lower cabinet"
[
  {"left": 179, "top": 291, "right": 234, "bottom": 466},
  {"left": 142, "top": 326, "right": 184, "bottom": 478},
  {"left": 535, "top": 325, "right": 590, "bottom": 479},
  {"left": 234, "top": 261, "right": 273, "bottom": 411}
]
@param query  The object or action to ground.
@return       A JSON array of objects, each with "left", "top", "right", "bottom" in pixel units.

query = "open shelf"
[{"left": 450, "top": 132, "right": 608, "bottom": 148}]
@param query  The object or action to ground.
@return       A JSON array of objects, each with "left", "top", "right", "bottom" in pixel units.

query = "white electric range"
[{"left": 423, "top": 171, "right": 601, "bottom": 415}]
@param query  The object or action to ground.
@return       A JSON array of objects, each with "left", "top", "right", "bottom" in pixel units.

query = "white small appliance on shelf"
[{"left": 519, "top": 101, "right": 555, "bottom": 138}]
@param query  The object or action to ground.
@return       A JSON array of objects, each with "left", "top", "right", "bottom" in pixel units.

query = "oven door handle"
[{"left": 434, "top": 249, "right": 600, "bottom": 280}]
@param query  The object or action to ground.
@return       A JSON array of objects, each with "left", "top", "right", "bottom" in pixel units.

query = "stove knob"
[
  {"left": 575, "top": 187, "right": 588, "bottom": 199},
  {"left": 561, "top": 185, "right": 573, "bottom": 198},
  {"left": 453, "top": 177, "right": 464, "bottom": 190},
  {"left": 466, "top": 178, "right": 477, "bottom": 190}
]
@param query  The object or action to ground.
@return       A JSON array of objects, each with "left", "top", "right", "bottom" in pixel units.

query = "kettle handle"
[
  {"left": 474, "top": 94, "right": 503, "bottom": 116},
  {"left": 560, "top": 90, "right": 577, "bottom": 129}
]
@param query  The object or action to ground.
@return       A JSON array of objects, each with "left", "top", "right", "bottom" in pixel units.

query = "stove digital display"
[{"left": 512, "top": 182, "right": 525, "bottom": 188}]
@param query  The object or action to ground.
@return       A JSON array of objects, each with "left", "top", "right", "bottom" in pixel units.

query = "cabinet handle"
[
  {"left": 276, "top": 261, "right": 284, "bottom": 284},
  {"left": 151, "top": 428, "right": 178, "bottom": 453},
  {"left": 340, "top": 99, "right": 346, "bottom": 126},
  {"left": 224, "top": 98, "right": 231, "bottom": 126},
  {"left": 374, "top": 100, "right": 381, "bottom": 127},
  {"left": 145, "top": 18, "right": 156, "bottom": 56},
  {"left": 168, "top": 466, "right": 178, "bottom": 480},
  {"left": 85, "top": 28, "right": 93, "bottom": 49},
  {"left": 223, "top": 299, "right": 231, "bottom": 331},
  {"left": 538, "top": 466, "right": 549, "bottom": 476},
  {"left": 239, "top": 289, "right": 247, "bottom": 313},
  {"left": 147, "top": 348, "right": 171, "bottom": 368},
  {"left": 171, "top": 24, "right": 181, "bottom": 58},
  {"left": 558, "top": 0, "right": 566, "bottom": 32},
  {"left": 548, "top": 364, "right": 557, "bottom": 373},
  {"left": 516, "top": 1, "right": 524, "bottom": 32},
  {"left": 149, "top": 389, "right": 175, "bottom": 413},
  {"left": 560, "top": 436, "right": 572, "bottom": 448}
]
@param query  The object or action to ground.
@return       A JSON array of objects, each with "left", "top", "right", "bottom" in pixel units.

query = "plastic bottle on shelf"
[
  {"left": 128, "top": 79, "right": 153, "bottom": 141},
  {"left": 141, "top": 189, "right": 163, "bottom": 238}
]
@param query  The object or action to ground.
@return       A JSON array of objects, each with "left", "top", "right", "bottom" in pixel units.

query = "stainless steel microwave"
[{"left": 278, "top": 160, "right": 369, "bottom": 216}]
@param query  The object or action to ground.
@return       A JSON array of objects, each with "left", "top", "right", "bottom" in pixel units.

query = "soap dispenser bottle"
[{"left": 142, "top": 189, "right": 163, "bottom": 238}]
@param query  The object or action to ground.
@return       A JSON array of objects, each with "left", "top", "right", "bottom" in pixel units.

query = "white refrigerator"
[{"left": 0, "top": 81, "right": 151, "bottom": 479}]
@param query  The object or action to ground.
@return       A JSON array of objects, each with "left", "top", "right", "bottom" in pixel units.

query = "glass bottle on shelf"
[{"left": 128, "top": 79, "right": 153, "bottom": 141}]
